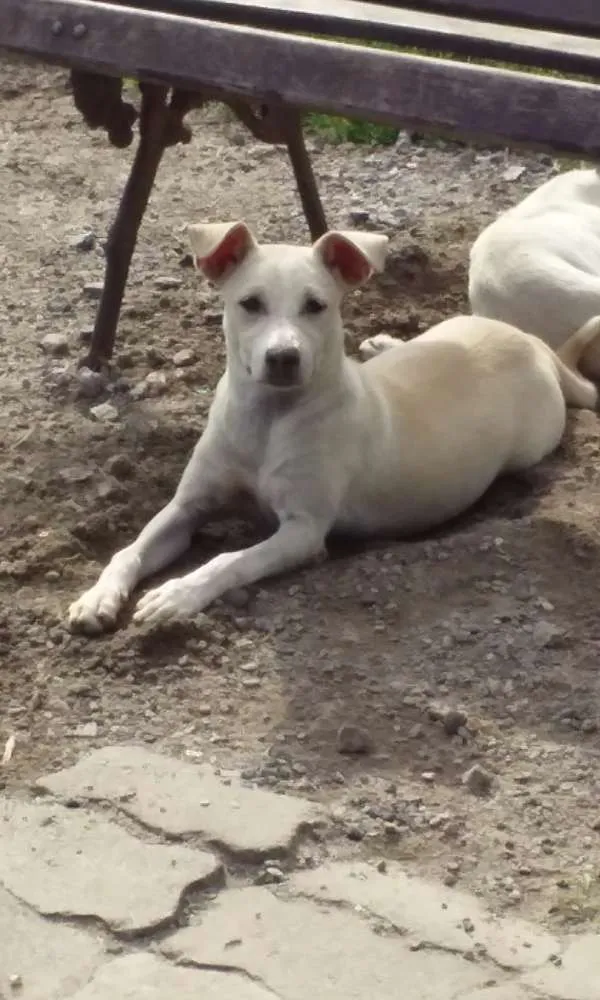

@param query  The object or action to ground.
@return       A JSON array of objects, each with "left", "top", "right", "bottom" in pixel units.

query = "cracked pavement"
[{"left": 1, "top": 746, "right": 598, "bottom": 999}]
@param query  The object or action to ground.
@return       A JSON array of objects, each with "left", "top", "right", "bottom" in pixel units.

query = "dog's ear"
[
  {"left": 313, "top": 230, "right": 389, "bottom": 288},
  {"left": 186, "top": 221, "right": 257, "bottom": 283}
]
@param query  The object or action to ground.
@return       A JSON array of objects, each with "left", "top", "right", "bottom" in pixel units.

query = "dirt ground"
[{"left": 1, "top": 53, "right": 600, "bottom": 930}]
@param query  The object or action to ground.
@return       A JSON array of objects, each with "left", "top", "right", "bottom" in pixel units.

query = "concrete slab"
[
  {"left": 68, "top": 953, "right": 273, "bottom": 999},
  {"left": 522, "top": 933, "right": 600, "bottom": 1000},
  {"left": 0, "top": 885, "right": 105, "bottom": 1000},
  {"left": 162, "top": 885, "right": 498, "bottom": 999},
  {"left": 0, "top": 798, "right": 222, "bottom": 935},
  {"left": 39, "top": 745, "right": 318, "bottom": 858},
  {"left": 290, "top": 861, "right": 561, "bottom": 972}
]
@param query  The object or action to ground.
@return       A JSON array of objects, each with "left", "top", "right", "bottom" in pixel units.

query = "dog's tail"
[{"left": 554, "top": 315, "right": 600, "bottom": 410}]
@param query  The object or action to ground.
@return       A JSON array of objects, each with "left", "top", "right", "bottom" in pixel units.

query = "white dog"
[
  {"left": 469, "top": 167, "right": 600, "bottom": 375},
  {"left": 68, "top": 222, "right": 600, "bottom": 633}
]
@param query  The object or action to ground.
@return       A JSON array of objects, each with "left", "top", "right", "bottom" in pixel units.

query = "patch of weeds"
[{"left": 305, "top": 113, "right": 398, "bottom": 146}]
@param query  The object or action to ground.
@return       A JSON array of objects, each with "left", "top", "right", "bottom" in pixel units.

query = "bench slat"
[
  {"left": 374, "top": 0, "right": 600, "bottom": 36},
  {"left": 2, "top": 0, "right": 600, "bottom": 158},
  {"left": 96, "top": 0, "right": 600, "bottom": 78}
]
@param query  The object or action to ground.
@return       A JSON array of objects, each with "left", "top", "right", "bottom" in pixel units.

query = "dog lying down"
[
  {"left": 68, "top": 222, "right": 600, "bottom": 633},
  {"left": 469, "top": 168, "right": 600, "bottom": 377}
]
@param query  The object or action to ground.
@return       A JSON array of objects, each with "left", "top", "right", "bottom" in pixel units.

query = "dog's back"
[{"left": 469, "top": 169, "right": 600, "bottom": 359}]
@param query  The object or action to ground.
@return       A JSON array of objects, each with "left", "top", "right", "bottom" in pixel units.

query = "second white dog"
[
  {"left": 469, "top": 167, "right": 600, "bottom": 375},
  {"left": 68, "top": 222, "right": 600, "bottom": 632}
]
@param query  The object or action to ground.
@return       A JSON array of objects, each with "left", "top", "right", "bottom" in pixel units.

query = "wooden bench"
[{"left": 1, "top": 0, "right": 600, "bottom": 368}]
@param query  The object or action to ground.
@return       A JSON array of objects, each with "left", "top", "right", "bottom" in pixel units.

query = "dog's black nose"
[{"left": 264, "top": 346, "right": 301, "bottom": 384}]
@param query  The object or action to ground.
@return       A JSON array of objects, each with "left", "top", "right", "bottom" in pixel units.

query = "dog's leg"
[
  {"left": 68, "top": 436, "right": 232, "bottom": 633},
  {"left": 133, "top": 513, "right": 327, "bottom": 625},
  {"left": 359, "top": 333, "right": 402, "bottom": 360}
]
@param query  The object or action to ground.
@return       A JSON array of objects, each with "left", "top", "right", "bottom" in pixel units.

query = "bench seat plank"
[
  {"left": 98, "top": 0, "right": 600, "bottom": 78},
  {"left": 377, "top": 0, "right": 600, "bottom": 36},
  {"left": 2, "top": 0, "right": 600, "bottom": 158}
]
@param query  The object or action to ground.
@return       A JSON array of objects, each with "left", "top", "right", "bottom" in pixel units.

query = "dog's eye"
[
  {"left": 239, "top": 295, "right": 263, "bottom": 314},
  {"left": 303, "top": 296, "right": 326, "bottom": 316}
]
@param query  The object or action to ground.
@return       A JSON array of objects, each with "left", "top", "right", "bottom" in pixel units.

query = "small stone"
[
  {"left": 89, "top": 402, "right": 118, "bottom": 423},
  {"left": 532, "top": 620, "right": 564, "bottom": 648},
  {"left": 462, "top": 764, "right": 494, "bottom": 797},
  {"left": 503, "top": 164, "right": 526, "bottom": 181},
  {"left": 172, "top": 348, "right": 195, "bottom": 367},
  {"left": 72, "top": 231, "right": 95, "bottom": 252},
  {"left": 337, "top": 725, "right": 373, "bottom": 755},
  {"left": 154, "top": 276, "right": 182, "bottom": 291},
  {"left": 376, "top": 859, "right": 387, "bottom": 874},
  {"left": 73, "top": 722, "right": 98, "bottom": 738},
  {"left": 255, "top": 865, "right": 285, "bottom": 885},
  {"left": 76, "top": 367, "right": 106, "bottom": 399},
  {"left": 9, "top": 974, "right": 23, "bottom": 989},
  {"left": 83, "top": 281, "right": 104, "bottom": 300},
  {"left": 40, "top": 332, "right": 69, "bottom": 356},
  {"left": 179, "top": 253, "right": 194, "bottom": 268},
  {"left": 144, "top": 371, "right": 168, "bottom": 397},
  {"left": 79, "top": 325, "right": 94, "bottom": 343},
  {"left": 428, "top": 703, "right": 468, "bottom": 736},
  {"left": 348, "top": 209, "right": 370, "bottom": 226},
  {"left": 104, "top": 454, "right": 135, "bottom": 479},
  {"left": 592, "top": 818, "right": 600, "bottom": 832},
  {"left": 421, "top": 771, "right": 436, "bottom": 783}
]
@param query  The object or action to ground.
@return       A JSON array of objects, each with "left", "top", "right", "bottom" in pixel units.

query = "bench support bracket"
[{"left": 70, "top": 74, "right": 326, "bottom": 368}]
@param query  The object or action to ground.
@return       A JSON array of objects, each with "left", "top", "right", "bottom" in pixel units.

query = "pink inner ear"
[
  {"left": 198, "top": 226, "right": 248, "bottom": 281},
  {"left": 325, "top": 236, "right": 371, "bottom": 285}
]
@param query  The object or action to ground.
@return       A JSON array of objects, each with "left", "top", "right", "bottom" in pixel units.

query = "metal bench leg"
[
  {"left": 225, "top": 100, "right": 328, "bottom": 241},
  {"left": 85, "top": 84, "right": 171, "bottom": 370},
  {"left": 285, "top": 113, "right": 328, "bottom": 241}
]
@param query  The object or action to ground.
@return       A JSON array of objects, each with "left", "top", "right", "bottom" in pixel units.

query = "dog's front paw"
[
  {"left": 358, "top": 333, "right": 400, "bottom": 360},
  {"left": 67, "top": 581, "right": 127, "bottom": 634},
  {"left": 133, "top": 578, "right": 205, "bottom": 627}
]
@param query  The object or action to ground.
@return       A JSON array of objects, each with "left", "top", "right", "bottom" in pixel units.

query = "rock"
[
  {"left": 532, "top": 620, "right": 564, "bottom": 648},
  {"left": 179, "top": 252, "right": 195, "bottom": 268},
  {"left": 0, "top": 799, "right": 223, "bottom": 935},
  {"left": 336, "top": 724, "right": 373, "bottom": 755},
  {"left": 89, "top": 402, "right": 118, "bottom": 423},
  {"left": 73, "top": 722, "right": 98, "bottom": 738},
  {"left": 428, "top": 704, "right": 468, "bottom": 736},
  {"left": 76, "top": 367, "right": 106, "bottom": 399},
  {"left": 348, "top": 209, "right": 370, "bottom": 226},
  {"left": 161, "top": 884, "right": 488, "bottom": 998},
  {"left": 462, "top": 764, "right": 494, "bottom": 797},
  {"left": 104, "top": 454, "right": 135, "bottom": 480},
  {"left": 0, "top": 885, "right": 104, "bottom": 998},
  {"left": 79, "top": 325, "right": 94, "bottom": 343},
  {"left": 223, "top": 587, "right": 250, "bottom": 609},
  {"left": 173, "top": 348, "right": 196, "bottom": 367},
  {"left": 40, "top": 332, "right": 69, "bottom": 356},
  {"left": 154, "top": 276, "right": 183, "bottom": 290},
  {"left": 38, "top": 745, "right": 319, "bottom": 859},
  {"left": 83, "top": 281, "right": 104, "bottom": 300},
  {"left": 72, "top": 231, "right": 95, "bottom": 252},
  {"left": 503, "top": 164, "right": 526, "bottom": 181}
]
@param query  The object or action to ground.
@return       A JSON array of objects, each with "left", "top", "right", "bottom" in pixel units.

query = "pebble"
[
  {"left": 76, "top": 366, "right": 106, "bottom": 399},
  {"left": 255, "top": 866, "right": 285, "bottom": 885},
  {"left": 79, "top": 325, "right": 94, "bottom": 343},
  {"left": 429, "top": 703, "right": 468, "bottom": 736},
  {"left": 462, "top": 764, "right": 494, "bottom": 797},
  {"left": 40, "top": 332, "right": 69, "bottom": 356},
  {"left": 73, "top": 721, "right": 98, "bottom": 738},
  {"left": 337, "top": 724, "right": 373, "bottom": 755},
  {"left": 104, "top": 454, "right": 135, "bottom": 479},
  {"left": 9, "top": 974, "right": 22, "bottom": 989},
  {"left": 173, "top": 348, "right": 196, "bottom": 367},
  {"left": 154, "top": 276, "right": 183, "bottom": 290},
  {"left": 89, "top": 402, "right": 118, "bottom": 423},
  {"left": 348, "top": 209, "right": 370, "bottom": 225},
  {"left": 72, "top": 231, "right": 96, "bottom": 251},
  {"left": 83, "top": 281, "right": 104, "bottom": 300}
]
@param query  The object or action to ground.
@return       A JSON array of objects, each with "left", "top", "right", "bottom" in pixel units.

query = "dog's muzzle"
[{"left": 264, "top": 346, "right": 302, "bottom": 386}]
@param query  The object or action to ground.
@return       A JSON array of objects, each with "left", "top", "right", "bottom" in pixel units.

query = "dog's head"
[{"left": 186, "top": 221, "right": 388, "bottom": 390}]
